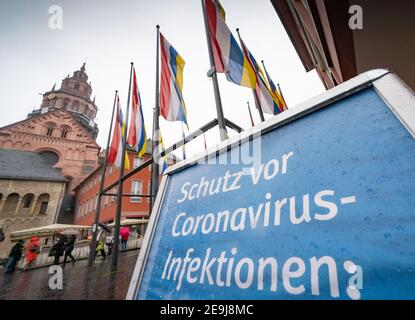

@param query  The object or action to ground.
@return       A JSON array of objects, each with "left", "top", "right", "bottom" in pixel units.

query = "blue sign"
[{"left": 132, "top": 85, "right": 415, "bottom": 300}]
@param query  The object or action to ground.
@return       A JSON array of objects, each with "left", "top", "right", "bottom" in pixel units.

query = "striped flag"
[
  {"left": 108, "top": 96, "right": 130, "bottom": 169},
  {"left": 238, "top": 34, "right": 283, "bottom": 115},
  {"left": 263, "top": 66, "right": 288, "bottom": 111},
  {"left": 160, "top": 33, "right": 188, "bottom": 125},
  {"left": 204, "top": 0, "right": 256, "bottom": 89},
  {"left": 127, "top": 69, "right": 147, "bottom": 157}
]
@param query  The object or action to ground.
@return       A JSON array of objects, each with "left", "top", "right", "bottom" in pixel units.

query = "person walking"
[
  {"left": 4, "top": 240, "right": 24, "bottom": 274},
  {"left": 63, "top": 235, "right": 76, "bottom": 267},
  {"left": 51, "top": 237, "right": 66, "bottom": 265},
  {"left": 22, "top": 237, "right": 40, "bottom": 271},
  {"left": 120, "top": 227, "right": 130, "bottom": 251},
  {"left": 94, "top": 240, "right": 106, "bottom": 261},
  {"left": 105, "top": 236, "right": 114, "bottom": 256}
]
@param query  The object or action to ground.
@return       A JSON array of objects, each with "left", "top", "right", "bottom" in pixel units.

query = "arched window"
[
  {"left": 46, "top": 125, "right": 54, "bottom": 136},
  {"left": 73, "top": 101, "right": 80, "bottom": 112},
  {"left": 74, "top": 82, "right": 80, "bottom": 90},
  {"left": 39, "top": 150, "right": 59, "bottom": 166},
  {"left": 45, "top": 122, "right": 57, "bottom": 137},
  {"left": 64, "top": 98, "right": 70, "bottom": 108},
  {"left": 1, "top": 193, "right": 20, "bottom": 217},
  {"left": 61, "top": 125, "right": 70, "bottom": 139},
  {"left": 22, "top": 193, "right": 34, "bottom": 209},
  {"left": 35, "top": 193, "right": 50, "bottom": 215}
]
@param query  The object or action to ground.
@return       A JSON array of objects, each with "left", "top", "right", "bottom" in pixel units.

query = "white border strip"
[{"left": 372, "top": 73, "right": 415, "bottom": 138}]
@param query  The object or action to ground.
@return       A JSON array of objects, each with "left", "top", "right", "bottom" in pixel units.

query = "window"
[
  {"left": 89, "top": 199, "right": 94, "bottom": 214},
  {"left": 23, "top": 194, "right": 34, "bottom": 208},
  {"left": 95, "top": 194, "right": 98, "bottom": 210},
  {"left": 39, "top": 202, "right": 48, "bottom": 215},
  {"left": 104, "top": 195, "right": 109, "bottom": 207},
  {"left": 133, "top": 156, "right": 142, "bottom": 168},
  {"left": 61, "top": 129, "right": 67, "bottom": 138},
  {"left": 37, "top": 193, "right": 49, "bottom": 215},
  {"left": 46, "top": 126, "right": 54, "bottom": 136},
  {"left": 74, "top": 82, "right": 80, "bottom": 90},
  {"left": 131, "top": 180, "right": 142, "bottom": 203},
  {"left": 111, "top": 187, "right": 117, "bottom": 204}
]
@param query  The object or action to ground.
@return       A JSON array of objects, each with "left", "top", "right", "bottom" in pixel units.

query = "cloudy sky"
[{"left": 0, "top": 0, "right": 325, "bottom": 157}]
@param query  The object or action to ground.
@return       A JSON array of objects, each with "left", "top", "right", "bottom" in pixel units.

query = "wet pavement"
[{"left": 0, "top": 250, "right": 139, "bottom": 300}]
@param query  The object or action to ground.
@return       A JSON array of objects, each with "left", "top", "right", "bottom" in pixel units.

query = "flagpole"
[
  {"left": 150, "top": 25, "right": 160, "bottom": 212},
  {"left": 181, "top": 123, "right": 186, "bottom": 160},
  {"left": 88, "top": 90, "right": 118, "bottom": 266},
  {"left": 111, "top": 62, "right": 134, "bottom": 271},
  {"left": 235, "top": 28, "right": 265, "bottom": 123},
  {"left": 261, "top": 60, "right": 273, "bottom": 88},
  {"left": 262, "top": 60, "right": 288, "bottom": 109},
  {"left": 201, "top": 0, "right": 228, "bottom": 142},
  {"left": 252, "top": 89, "right": 265, "bottom": 122},
  {"left": 247, "top": 101, "right": 255, "bottom": 127}
]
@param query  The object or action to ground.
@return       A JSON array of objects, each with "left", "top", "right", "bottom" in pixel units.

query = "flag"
[
  {"left": 158, "top": 131, "right": 168, "bottom": 174},
  {"left": 263, "top": 67, "right": 288, "bottom": 111},
  {"left": 238, "top": 34, "right": 283, "bottom": 115},
  {"left": 108, "top": 96, "right": 130, "bottom": 169},
  {"left": 160, "top": 33, "right": 188, "bottom": 125},
  {"left": 127, "top": 68, "right": 147, "bottom": 157},
  {"left": 277, "top": 83, "right": 288, "bottom": 111},
  {"left": 204, "top": 0, "right": 256, "bottom": 89}
]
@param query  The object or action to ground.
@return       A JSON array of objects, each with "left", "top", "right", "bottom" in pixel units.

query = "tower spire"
[{"left": 80, "top": 62, "right": 86, "bottom": 73}]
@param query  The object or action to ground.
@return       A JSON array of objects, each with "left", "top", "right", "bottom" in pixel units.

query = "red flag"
[
  {"left": 108, "top": 97, "right": 122, "bottom": 164},
  {"left": 127, "top": 69, "right": 147, "bottom": 157}
]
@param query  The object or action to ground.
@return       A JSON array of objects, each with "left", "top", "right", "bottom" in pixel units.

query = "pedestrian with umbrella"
[
  {"left": 50, "top": 236, "right": 66, "bottom": 265},
  {"left": 120, "top": 226, "right": 130, "bottom": 251}
]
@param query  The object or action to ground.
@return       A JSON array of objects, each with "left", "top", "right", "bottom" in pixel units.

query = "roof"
[
  {"left": 10, "top": 223, "right": 92, "bottom": 240},
  {"left": 0, "top": 149, "right": 66, "bottom": 182}
]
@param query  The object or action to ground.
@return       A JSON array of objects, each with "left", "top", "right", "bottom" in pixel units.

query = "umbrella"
[
  {"left": 120, "top": 227, "right": 130, "bottom": 237},
  {"left": 59, "top": 229, "right": 80, "bottom": 236},
  {"left": 98, "top": 222, "right": 111, "bottom": 233}
]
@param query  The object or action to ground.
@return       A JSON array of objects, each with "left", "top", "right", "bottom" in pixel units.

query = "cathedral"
[{"left": 0, "top": 64, "right": 102, "bottom": 224}]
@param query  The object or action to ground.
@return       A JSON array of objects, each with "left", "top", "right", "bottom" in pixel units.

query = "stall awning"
[
  {"left": 107, "top": 219, "right": 149, "bottom": 228},
  {"left": 10, "top": 224, "right": 92, "bottom": 240}
]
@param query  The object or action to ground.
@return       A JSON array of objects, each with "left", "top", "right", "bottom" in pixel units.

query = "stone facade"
[{"left": 0, "top": 179, "right": 66, "bottom": 259}]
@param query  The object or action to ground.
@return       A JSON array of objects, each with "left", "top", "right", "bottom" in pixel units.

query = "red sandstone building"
[{"left": 74, "top": 148, "right": 153, "bottom": 225}]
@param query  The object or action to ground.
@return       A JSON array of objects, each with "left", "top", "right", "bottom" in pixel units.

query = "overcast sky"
[{"left": 0, "top": 0, "right": 325, "bottom": 158}]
